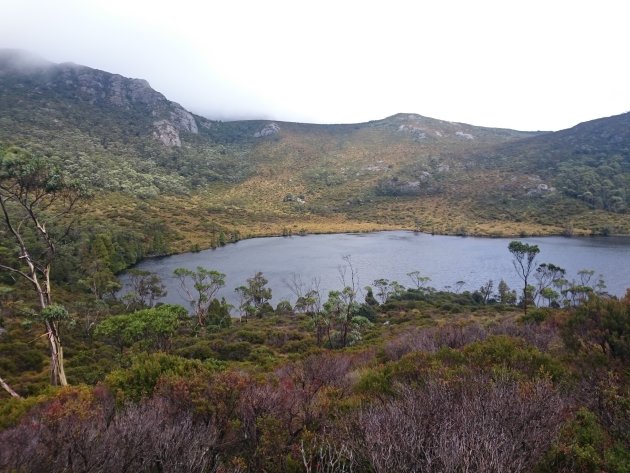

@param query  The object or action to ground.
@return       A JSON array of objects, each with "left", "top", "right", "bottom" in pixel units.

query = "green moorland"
[
  {"left": 2, "top": 49, "right": 629, "bottom": 252},
  {"left": 1, "top": 242, "right": 629, "bottom": 472},
  {"left": 0, "top": 147, "right": 628, "bottom": 471},
  {"left": 0, "top": 50, "right": 629, "bottom": 471}
]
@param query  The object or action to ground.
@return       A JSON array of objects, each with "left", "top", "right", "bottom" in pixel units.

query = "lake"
[{"left": 121, "top": 232, "right": 630, "bottom": 309}]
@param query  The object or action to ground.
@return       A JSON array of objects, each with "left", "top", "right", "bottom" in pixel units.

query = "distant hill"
[
  {"left": 0, "top": 49, "right": 262, "bottom": 194},
  {"left": 481, "top": 112, "right": 630, "bottom": 215},
  {"left": 1, "top": 49, "right": 629, "bottom": 247}
]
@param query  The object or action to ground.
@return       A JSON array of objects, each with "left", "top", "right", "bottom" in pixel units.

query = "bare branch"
[
  {"left": 0, "top": 375, "right": 21, "bottom": 399},
  {"left": 0, "top": 263, "right": 36, "bottom": 285}
]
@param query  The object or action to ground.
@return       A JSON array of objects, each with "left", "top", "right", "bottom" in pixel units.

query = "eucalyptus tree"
[
  {"left": 534, "top": 263, "right": 565, "bottom": 306},
  {"left": 497, "top": 279, "right": 517, "bottom": 305},
  {"left": 123, "top": 269, "right": 167, "bottom": 309},
  {"left": 319, "top": 256, "right": 371, "bottom": 348},
  {"left": 478, "top": 280, "right": 494, "bottom": 304},
  {"left": 173, "top": 266, "right": 226, "bottom": 326},
  {"left": 0, "top": 147, "right": 85, "bottom": 386},
  {"left": 372, "top": 279, "right": 392, "bottom": 304},
  {"left": 235, "top": 271, "right": 273, "bottom": 318},
  {"left": 508, "top": 241, "right": 540, "bottom": 315},
  {"left": 407, "top": 270, "right": 431, "bottom": 291},
  {"left": 287, "top": 273, "right": 326, "bottom": 345}
]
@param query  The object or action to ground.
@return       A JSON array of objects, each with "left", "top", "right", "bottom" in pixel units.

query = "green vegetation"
[
  {"left": 1, "top": 238, "right": 629, "bottom": 471},
  {"left": 508, "top": 240, "right": 540, "bottom": 315},
  {"left": 3, "top": 52, "right": 630, "bottom": 248},
  {"left": 1, "top": 51, "right": 629, "bottom": 472},
  {"left": 0, "top": 146, "right": 86, "bottom": 386}
]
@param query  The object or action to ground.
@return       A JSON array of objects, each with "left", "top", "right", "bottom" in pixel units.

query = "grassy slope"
[{"left": 2, "top": 51, "right": 629, "bottom": 251}]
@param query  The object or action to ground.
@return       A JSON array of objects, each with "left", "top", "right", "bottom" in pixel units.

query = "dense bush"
[{"left": 354, "top": 375, "right": 566, "bottom": 473}]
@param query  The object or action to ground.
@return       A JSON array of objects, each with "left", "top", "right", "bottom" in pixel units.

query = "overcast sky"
[{"left": 2, "top": 0, "right": 628, "bottom": 131}]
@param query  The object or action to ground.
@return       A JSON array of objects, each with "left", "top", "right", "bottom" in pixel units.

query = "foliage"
[
  {"left": 206, "top": 297, "right": 233, "bottom": 327},
  {"left": 460, "top": 336, "right": 567, "bottom": 381},
  {"left": 537, "top": 407, "right": 629, "bottom": 473},
  {"left": 173, "top": 266, "right": 226, "bottom": 325},
  {"left": 0, "top": 391, "right": 52, "bottom": 429},
  {"left": 235, "top": 272, "right": 273, "bottom": 318},
  {"left": 557, "top": 156, "right": 629, "bottom": 213},
  {"left": 356, "top": 375, "right": 565, "bottom": 473},
  {"left": 94, "top": 304, "right": 188, "bottom": 352},
  {"left": 0, "top": 389, "right": 231, "bottom": 473},
  {"left": 561, "top": 292, "right": 630, "bottom": 360},
  {"left": 122, "top": 269, "right": 166, "bottom": 309},
  {"left": 104, "top": 352, "right": 221, "bottom": 403},
  {"left": 1, "top": 283, "right": 629, "bottom": 470}
]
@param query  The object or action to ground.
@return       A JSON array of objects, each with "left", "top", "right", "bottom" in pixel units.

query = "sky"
[{"left": 1, "top": 0, "right": 629, "bottom": 131}]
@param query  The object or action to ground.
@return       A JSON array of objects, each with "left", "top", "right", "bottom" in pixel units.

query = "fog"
[{"left": 1, "top": 0, "right": 629, "bottom": 131}]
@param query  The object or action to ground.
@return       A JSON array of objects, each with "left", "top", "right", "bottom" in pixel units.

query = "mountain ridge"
[
  {"left": 1, "top": 49, "right": 629, "bottom": 249},
  {"left": 0, "top": 49, "right": 543, "bottom": 140}
]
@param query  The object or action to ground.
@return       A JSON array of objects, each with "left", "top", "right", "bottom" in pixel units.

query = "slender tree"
[
  {"left": 407, "top": 270, "right": 431, "bottom": 291},
  {"left": 0, "top": 147, "right": 84, "bottom": 385},
  {"left": 235, "top": 271, "right": 272, "bottom": 318},
  {"left": 534, "top": 263, "right": 565, "bottom": 306},
  {"left": 287, "top": 273, "right": 325, "bottom": 345},
  {"left": 124, "top": 269, "right": 167, "bottom": 309},
  {"left": 508, "top": 240, "right": 540, "bottom": 315},
  {"left": 174, "top": 266, "right": 225, "bottom": 326},
  {"left": 479, "top": 279, "right": 494, "bottom": 304}
]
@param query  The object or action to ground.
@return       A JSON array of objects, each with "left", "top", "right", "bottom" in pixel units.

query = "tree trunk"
[
  {"left": 0, "top": 374, "right": 21, "bottom": 398},
  {"left": 37, "top": 268, "right": 67, "bottom": 386},
  {"left": 523, "top": 277, "right": 528, "bottom": 316},
  {"left": 316, "top": 323, "right": 323, "bottom": 347},
  {"left": 46, "top": 320, "right": 68, "bottom": 386},
  {"left": 1, "top": 158, "right": 79, "bottom": 389}
]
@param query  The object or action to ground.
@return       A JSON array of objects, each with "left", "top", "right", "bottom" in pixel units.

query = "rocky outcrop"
[
  {"left": 169, "top": 108, "right": 198, "bottom": 134},
  {"left": 456, "top": 131, "right": 475, "bottom": 140},
  {"left": 527, "top": 182, "right": 556, "bottom": 197},
  {"left": 398, "top": 124, "right": 427, "bottom": 139},
  {"left": 78, "top": 69, "right": 199, "bottom": 146},
  {"left": 153, "top": 120, "right": 182, "bottom": 147},
  {"left": 254, "top": 123, "right": 280, "bottom": 138},
  {"left": 0, "top": 51, "right": 198, "bottom": 148},
  {"left": 152, "top": 109, "right": 198, "bottom": 147}
]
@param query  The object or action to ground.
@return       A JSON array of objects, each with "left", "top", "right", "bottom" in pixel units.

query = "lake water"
[{"left": 122, "top": 232, "right": 630, "bottom": 309}]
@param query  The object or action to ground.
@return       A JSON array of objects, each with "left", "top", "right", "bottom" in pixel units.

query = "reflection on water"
[{"left": 122, "top": 232, "right": 630, "bottom": 309}]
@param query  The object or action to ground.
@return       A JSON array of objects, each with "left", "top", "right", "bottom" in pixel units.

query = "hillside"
[
  {"left": 483, "top": 112, "right": 630, "bottom": 215},
  {"left": 1, "top": 51, "right": 629, "bottom": 472},
  {"left": 1, "top": 49, "right": 629, "bottom": 254}
]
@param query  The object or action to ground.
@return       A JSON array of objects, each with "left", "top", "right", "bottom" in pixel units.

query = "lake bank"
[{"left": 121, "top": 231, "right": 630, "bottom": 310}]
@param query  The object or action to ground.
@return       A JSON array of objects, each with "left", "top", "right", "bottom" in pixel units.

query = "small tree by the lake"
[{"left": 508, "top": 241, "right": 540, "bottom": 315}]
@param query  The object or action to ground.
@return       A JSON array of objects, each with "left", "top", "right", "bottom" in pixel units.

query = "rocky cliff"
[{"left": 0, "top": 49, "right": 197, "bottom": 147}]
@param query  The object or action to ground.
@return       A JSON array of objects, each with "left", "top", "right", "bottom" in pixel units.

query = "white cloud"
[{"left": 1, "top": 0, "right": 628, "bottom": 130}]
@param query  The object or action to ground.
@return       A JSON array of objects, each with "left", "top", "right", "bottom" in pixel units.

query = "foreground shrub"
[
  {"left": 537, "top": 407, "right": 630, "bottom": 473},
  {"left": 354, "top": 374, "right": 566, "bottom": 473},
  {"left": 104, "top": 352, "right": 222, "bottom": 403},
  {"left": 0, "top": 393, "right": 228, "bottom": 473}
]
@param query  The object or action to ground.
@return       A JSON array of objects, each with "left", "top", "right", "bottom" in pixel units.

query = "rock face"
[
  {"left": 0, "top": 50, "right": 198, "bottom": 147},
  {"left": 153, "top": 120, "right": 182, "bottom": 147},
  {"left": 62, "top": 66, "right": 199, "bottom": 147},
  {"left": 169, "top": 108, "right": 198, "bottom": 134},
  {"left": 398, "top": 124, "right": 427, "bottom": 139},
  {"left": 456, "top": 131, "right": 474, "bottom": 140},
  {"left": 254, "top": 123, "right": 280, "bottom": 138},
  {"left": 151, "top": 110, "right": 198, "bottom": 147}
]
